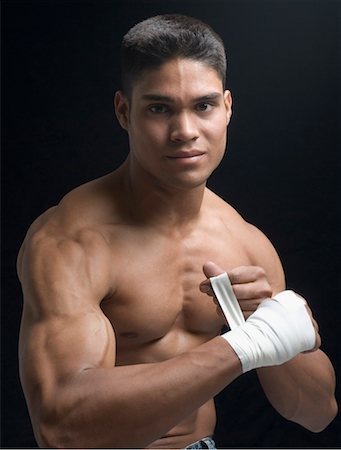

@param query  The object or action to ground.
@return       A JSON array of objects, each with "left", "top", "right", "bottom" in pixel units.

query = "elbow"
[
  {"left": 37, "top": 421, "right": 74, "bottom": 448},
  {"left": 295, "top": 397, "right": 338, "bottom": 434},
  {"left": 309, "top": 398, "right": 338, "bottom": 433},
  {"left": 35, "top": 412, "right": 80, "bottom": 448},
  {"left": 36, "top": 421, "right": 59, "bottom": 448}
]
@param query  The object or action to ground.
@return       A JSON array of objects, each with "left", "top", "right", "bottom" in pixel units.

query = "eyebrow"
[{"left": 141, "top": 92, "right": 222, "bottom": 103}]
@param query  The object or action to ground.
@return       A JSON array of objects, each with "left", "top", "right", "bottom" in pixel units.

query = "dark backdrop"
[{"left": 2, "top": 0, "right": 340, "bottom": 447}]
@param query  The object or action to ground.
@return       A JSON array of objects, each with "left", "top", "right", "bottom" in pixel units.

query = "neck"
[{"left": 119, "top": 158, "right": 206, "bottom": 230}]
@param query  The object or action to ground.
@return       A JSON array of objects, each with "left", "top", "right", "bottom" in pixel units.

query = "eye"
[
  {"left": 196, "top": 102, "right": 214, "bottom": 112},
  {"left": 148, "top": 104, "right": 170, "bottom": 114}
]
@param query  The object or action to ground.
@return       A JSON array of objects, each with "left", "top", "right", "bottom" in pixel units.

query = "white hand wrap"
[
  {"left": 210, "top": 272, "right": 245, "bottom": 329},
  {"left": 209, "top": 273, "right": 316, "bottom": 373}
]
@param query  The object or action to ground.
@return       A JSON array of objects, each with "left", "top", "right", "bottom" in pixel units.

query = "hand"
[
  {"left": 222, "top": 291, "right": 319, "bottom": 372},
  {"left": 200, "top": 261, "right": 273, "bottom": 319},
  {"left": 292, "top": 293, "right": 321, "bottom": 353}
]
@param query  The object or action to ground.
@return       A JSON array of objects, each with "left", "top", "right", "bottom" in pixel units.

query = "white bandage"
[
  {"left": 210, "top": 272, "right": 245, "bottom": 329},
  {"left": 224, "top": 291, "right": 316, "bottom": 372},
  {"left": 209, "top": 273, "right": 316, "bottom": 373}
]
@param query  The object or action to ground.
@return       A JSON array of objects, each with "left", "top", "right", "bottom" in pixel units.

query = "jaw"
[
  {"left": 120, "top": 155, "right": 211, "bottom": 227},
  {"left": 127, "top": 149, "right": 219, "bottom": 193}
]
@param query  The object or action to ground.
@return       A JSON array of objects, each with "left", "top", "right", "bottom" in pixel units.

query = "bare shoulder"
[
  {"left": 17, "top": 195, "right": 117, "bottom": 420},
  {"left": 206, "top": 189, "right": 285, "bottom": 293},
  {"left": 17, "top": 188, "right": 115, "bottom": 313}
]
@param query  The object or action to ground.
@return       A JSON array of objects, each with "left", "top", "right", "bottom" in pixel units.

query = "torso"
[
  {"left": 101, "top": 218, "right": 251, "bottom": 447},
  {"left": 101, "top": 209, "right": 251, "bottom": 358},
  {"left": 25, "top": 171, "right": 255, "bottom": 448}
]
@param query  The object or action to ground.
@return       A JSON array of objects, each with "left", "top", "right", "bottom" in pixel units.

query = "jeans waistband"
[{"left": 185, "top": 437, "right": 216, "bottom": 449}]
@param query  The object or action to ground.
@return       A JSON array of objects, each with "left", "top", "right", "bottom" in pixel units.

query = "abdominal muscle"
[
  {"left": 114, "top": 326, "right": 220, "bottom": 449},
  {"left": 146, "top": 400, "right": 216, "bottom": 449}
]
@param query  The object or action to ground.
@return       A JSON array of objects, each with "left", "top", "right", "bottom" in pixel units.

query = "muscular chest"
[{"left": 101, "top": 223, "right": 250, "bottom": 358}]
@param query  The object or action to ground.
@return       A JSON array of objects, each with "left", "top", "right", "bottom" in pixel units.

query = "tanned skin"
[{"left": 17, "top": 58, "right": 337, "bottom": 448}]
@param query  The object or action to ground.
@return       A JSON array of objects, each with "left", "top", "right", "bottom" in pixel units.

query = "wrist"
[{"left": 218, "top": 335, "right": 244, "bottom": 373}]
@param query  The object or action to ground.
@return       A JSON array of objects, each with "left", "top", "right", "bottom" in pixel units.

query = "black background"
[{"left": 2, "top": 0, "right": 340, "bottom": 447}]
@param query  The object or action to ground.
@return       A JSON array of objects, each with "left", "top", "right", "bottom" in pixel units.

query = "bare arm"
[
  {"left": 244, "top": 225, "right": 338, "bottom": 431},
  {"left": 257, "top": 350, "right": 337, "bottom": 431},
  {"left": 18, "top": 225, "right": 241, "bottom": 448},
  {"left": 201, "top": 222, "right": 337, "bottom": 432}
]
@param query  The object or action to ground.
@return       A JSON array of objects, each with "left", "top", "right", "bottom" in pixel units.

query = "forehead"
[{"left": 131, "top": 58, "right": 224, "bottom": 101}]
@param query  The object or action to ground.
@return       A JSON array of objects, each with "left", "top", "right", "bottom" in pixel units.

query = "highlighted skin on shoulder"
[{"left": 19, "top": 226, "right": 113, "bottom": 315}]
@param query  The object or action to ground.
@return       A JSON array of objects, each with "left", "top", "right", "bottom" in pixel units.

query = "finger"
[
  {"left": 300, "top": 302, "right": 321, "bottom": 352},
  {"left": 238, "top": 298, "right": 263, "bottom": 311},
  {"left": 303, "top": 303, "right": 320, "bottom": 335},
  {"left": 200, "top": 261, "right": 226, "bottom": 296},
  {"left": 199, "top": 280, "right": 214, "bottom": 295},
  {"left": 228, "top": 266, "right": 267, "bottom": 285},
  {"left": 203, "top": 261, "right": 225, "bottom": 278},
  {"left": 303, "top": 328, "right": 321, "bottom": 353},
  {"left": 294, "top": 294, "right": 321, "bottom": 352},
  {"left": 232, "top": 282, "right": 272, "bottom": 300}
]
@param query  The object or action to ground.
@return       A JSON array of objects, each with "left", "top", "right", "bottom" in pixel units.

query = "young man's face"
[{"left": 115, "top": 58, "right": 232, "bottom": 191}]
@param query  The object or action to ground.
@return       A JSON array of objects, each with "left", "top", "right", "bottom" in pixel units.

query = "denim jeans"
[{"left": 185, "top": 437, "right": 216, "bottom": 449}]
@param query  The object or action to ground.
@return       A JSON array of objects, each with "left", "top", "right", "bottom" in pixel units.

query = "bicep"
[
  {"left": 19, "top": 308, "right": 116, "bottom": 430},
  {"left": 20, "top": 311, "right": 116, "bottom": 387},
  {"left": 18, "top": 231, "right": 116, "bottom": 411}
]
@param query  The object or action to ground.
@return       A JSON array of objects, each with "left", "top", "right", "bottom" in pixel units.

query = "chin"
[{"left": 162, "top": 173, "right": 210, "bottom": 191}]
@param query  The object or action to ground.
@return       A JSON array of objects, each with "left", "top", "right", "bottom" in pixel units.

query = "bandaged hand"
[
  {"left": 222, "top": 291, "right": 317, "bottom": 372},
  {"left": 205, "top": 266, "right": 318, "bottom": 373}
]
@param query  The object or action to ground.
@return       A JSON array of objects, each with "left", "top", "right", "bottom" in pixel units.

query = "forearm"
[
  {"left": 39, "top": 337, "right": 240, "bottom": 448},
  {"left": 257, "top": 350, "right": 337, "bottom": 432}
]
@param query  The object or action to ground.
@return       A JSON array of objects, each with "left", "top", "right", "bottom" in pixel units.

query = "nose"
[{"left": 169, "top": 111, "right": 199, "bottom": 143}]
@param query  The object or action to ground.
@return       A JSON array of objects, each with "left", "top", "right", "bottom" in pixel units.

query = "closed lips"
[{"left": 168, "top": 151, "right": 204, "bottom": 158}]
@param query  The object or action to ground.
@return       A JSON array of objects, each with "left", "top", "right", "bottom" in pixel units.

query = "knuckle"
[
  {"left": 254, "top": 266, "right": 266, "bottom": 277},
  {"left": 259, "top": 281, "right": 272, "bottom": 297},
  {"left": 258, "top": 266, "right": 266, "bottom": 276},
  {"left": 229, "top": 267, "right": 241, "bottom": 282}
]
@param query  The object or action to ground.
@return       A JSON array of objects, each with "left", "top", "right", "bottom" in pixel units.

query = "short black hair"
[{"left": 120, "top": 14, "right": 227, "bottom": 98}]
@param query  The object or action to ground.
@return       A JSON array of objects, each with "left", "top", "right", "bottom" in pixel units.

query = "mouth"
[{"left": 166, "top": 150, "right": 205, "bottom": 160}]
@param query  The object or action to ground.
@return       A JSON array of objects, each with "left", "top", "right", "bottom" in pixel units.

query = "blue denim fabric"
[{"left": 185, "top": 437, "right": 216, "bottom": 449}]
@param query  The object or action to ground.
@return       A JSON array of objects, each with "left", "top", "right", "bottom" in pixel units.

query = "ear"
[
  {"left": 223, "top": 90, "right": 233, "bottom": 126},
  {"left": 114, "top": 90, "right": 130, "bottom": 130}
]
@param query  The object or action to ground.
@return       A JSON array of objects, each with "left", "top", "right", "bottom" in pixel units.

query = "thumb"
[{"left": 203, "top": 261, "right": 226, "bottom": 278}]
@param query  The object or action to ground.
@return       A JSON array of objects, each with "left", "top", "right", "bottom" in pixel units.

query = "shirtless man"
[{"left": 17, "top": 15, "right": 337, "bottom": 449}]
